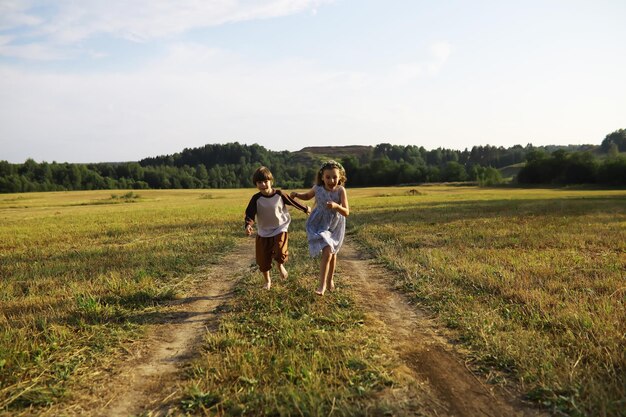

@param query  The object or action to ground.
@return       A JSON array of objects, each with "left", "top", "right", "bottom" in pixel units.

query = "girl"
[{"left": 290, "top": 160, "right": 350, "bottom": 295}]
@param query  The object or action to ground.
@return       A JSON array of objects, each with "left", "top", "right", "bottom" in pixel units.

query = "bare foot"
[
  {"left": 315, "top": 287, "right": 325, "bottom": 296},
  {"left": 278, "top": 264, "right": 288, "bottom": 279},
  {"left": 327, "top": 280, "right": 335, "bottom": 292},
  {"left": 262, "top": 271, "right": 271, "bottom": 290}
]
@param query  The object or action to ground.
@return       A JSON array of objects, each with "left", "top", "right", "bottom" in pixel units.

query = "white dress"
[{"left": 305, "top": 185, "right": 346, "bottom": 256}]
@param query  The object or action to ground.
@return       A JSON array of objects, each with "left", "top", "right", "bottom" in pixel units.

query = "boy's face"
[{"left": 256, "top": 179, "right": 272, "bottom": 195}]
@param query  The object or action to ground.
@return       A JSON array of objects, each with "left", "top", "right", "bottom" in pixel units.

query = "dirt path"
[
  {"left": 69, "top": 237, "right": 543, "bottom": 416},
  {"left": 82, "top": 240, "right": 255, "bottom": 417},
  {"left": 340, "top": 239, "right": 545, "bottom": 417}
]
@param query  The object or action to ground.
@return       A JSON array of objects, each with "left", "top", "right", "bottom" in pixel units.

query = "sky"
[{"left": 1, "top": 0, "right": 625, "bottom": 163}]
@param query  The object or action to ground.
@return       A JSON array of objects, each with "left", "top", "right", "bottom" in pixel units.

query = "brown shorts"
[{"left": 256, "top": 232, "right": 289, "bottom": 272}]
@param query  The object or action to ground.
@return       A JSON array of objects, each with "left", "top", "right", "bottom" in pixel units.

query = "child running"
[
  {"left": 290, "top": 160, "right": 349, "bottom": 295},
  {"left": 245, "top": 166, "right": 310, "bottom": 290}
]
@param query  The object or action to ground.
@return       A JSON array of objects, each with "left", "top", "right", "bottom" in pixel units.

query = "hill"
[
  {"left": 499, "top": 163, "right": 525, "bottom": 180},
  {"left": 295, "top": 145, "right": 373, "bottom": 160}
]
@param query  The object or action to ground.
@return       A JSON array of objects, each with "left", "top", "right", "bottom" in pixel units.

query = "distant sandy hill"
[{"left": 295, "top": 145, "right": 373, "bottom": 160}]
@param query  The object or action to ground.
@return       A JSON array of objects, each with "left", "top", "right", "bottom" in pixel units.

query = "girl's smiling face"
[{"left": 322, "top": 168, "right": 340, "bottom": 191}]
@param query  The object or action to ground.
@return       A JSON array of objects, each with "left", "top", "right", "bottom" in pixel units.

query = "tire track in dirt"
[
  {"left": 68, "top": 236, "right": 545, "bottom": 416},
  {"left": 86, "top": 239, "right": 255, "bottom": 417},
  {"left": 341, "top": 238, "right": 546, "bottom": 417}
]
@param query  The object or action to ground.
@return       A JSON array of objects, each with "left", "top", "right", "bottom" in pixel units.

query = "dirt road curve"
[
  {"left": 93, "top": 242, "right": 253, "bottom": 417},
  {"left": 340, "top": 241, "right": 545, "bottom": 417},
  {"left": 73, "top": 238, "right": 543, "bottom": 417}
]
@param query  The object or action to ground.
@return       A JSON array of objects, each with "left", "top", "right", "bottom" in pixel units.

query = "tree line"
[
  {"left": 517, "top": 129, "right": 626, "bottom": 185},
  {"left": 517, "top": 150, "right": 626, "bottom": 185},
  {"left": 1, "top": 129, "right": 624, "bottom": 193}
]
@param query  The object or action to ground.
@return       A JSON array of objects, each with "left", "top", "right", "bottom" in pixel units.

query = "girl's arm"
[
  {"left": 327, "top": 186, "right": 349, "bottom": 217},
  {"left": 290, "top": 187, "right": 316, "bottom": 201}
]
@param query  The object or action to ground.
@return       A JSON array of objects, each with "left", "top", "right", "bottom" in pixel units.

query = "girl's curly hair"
[{"left": 315, "top": 160, "right": 347, "bottom": 186}]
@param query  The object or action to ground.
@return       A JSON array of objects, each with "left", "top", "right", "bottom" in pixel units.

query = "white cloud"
[
  {"left": 0, "top": 1, "right": 41, "bottom": 30},
  {"left": 0, "top": 0, "right": 335, "bottom": 60},
  {"left": 0, "top": 40, "right": 419, "bottom": 162},
  {"left": 427, "top": 41, "right": 451, "bottom": 75},
  {"left": 0, "top": 37, "right": 460, "bottom": 161},
  {"left": 390, "top": 41, "right": 452, "bottom": 84},
  {"left": 2, "top": 37, "right": 623, "bottom": 163},
  {"left": 0, "top": 42, "right": 69, "bottom": 60},
  {"left": 393, "top": 62, "right": 423, "bottom": 84}
]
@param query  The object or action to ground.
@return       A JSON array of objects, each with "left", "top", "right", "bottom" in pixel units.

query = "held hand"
[
  {"left": 245, "top": 224, "right": 253, "bottom": 236},
  {"left": 326, "top": 201, "right": 336, "bottom": 210},
  {"left": 306, "top": 206, "right": 311, "bottom": 215},
  {"left": 290, "top": 192, "right": 298, "bottom": 199}
]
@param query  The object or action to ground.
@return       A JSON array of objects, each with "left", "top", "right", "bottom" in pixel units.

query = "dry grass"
[
  {"left": 0, "top": 189, "right": 242, "bottom": 414},
  {"left": 178, "top": 226, "right": 408, "bottom": 416},
  {"left": 2, "top": 186, "right": 624, "bottom": 416},
  {"left": 349, "top": 186, "right": 626, "bottom": 416}
]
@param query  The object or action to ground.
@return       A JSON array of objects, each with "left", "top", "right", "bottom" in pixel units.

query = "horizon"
[
  {"left": 7, "top": 140, "right": 603, "bottom": 166},
  {"left": 2, "top": 1, "right": 625, "bottom": 164}
]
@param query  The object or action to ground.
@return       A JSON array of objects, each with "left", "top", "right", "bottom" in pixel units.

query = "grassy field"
[
  {"left": 347, "top": 186, "right": 626, "bottom": 416},
  {"left": 0, "top": 190, "right": 242, "bottom": 413},
  {"left": 1, "top": 186, "right": 625, "bottom": 416},
  {"left": 181, "top": 223, "right": 416, "bottom": 416}
]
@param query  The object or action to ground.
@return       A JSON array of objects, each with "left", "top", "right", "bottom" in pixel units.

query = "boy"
[{"left": 244, "top": 166, "right": 310, "bottom": 289}]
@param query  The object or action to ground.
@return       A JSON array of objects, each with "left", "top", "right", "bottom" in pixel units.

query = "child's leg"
[
  {"left": 262, "top": 270, "right": 271, "bottom": 290},
  {"left": 277, "top": 262, "right": 288, "bottom": 279},
  {"left": 326, "top": 253, "right": 337, "bottom": 291},
  {"left": 273, "top": 232, "right": 289, "bottom": 279},
  {"left": 256, "top": 236, "right": 273, "bottom": 289},
  {"left": 316, "top": 246, "right": 332, "bottom": 295}
]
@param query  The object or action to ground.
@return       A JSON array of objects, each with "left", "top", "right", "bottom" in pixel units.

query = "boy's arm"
[
  {"left": 244, "top": 194, "right": 259, "bottom": 234},
  {"left": 279, "top": 190, "right": 311, "bottom": 215}
]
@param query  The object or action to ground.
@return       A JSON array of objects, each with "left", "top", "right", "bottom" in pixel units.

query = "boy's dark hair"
[{"left": 252, "top": 166, "right": 274, "bottom": 184}]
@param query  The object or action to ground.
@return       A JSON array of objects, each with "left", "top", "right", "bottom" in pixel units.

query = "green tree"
[
  {"left": 472, "top": 166, "right": 504, "bottom": 186},
  {"left": 194, "top": 164, "right": 209, "bottom": 186},
  {"left": 18, "top": 158, "right": 38, "bottom": 180},
  {"left": 563, "top": 152, "right": 598, "bottom": 184},
  {"left": 600, "top": 129, "right": 626, "bottom": 152},
  {"left": 442, "top": 161, "right": 467, "bottom": 182},
  {"left": 598, "top": 155, "right": 626, "bottom": 184},
  {"left": 0, "top": 160, "right": 13, "bottom": 176}
]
